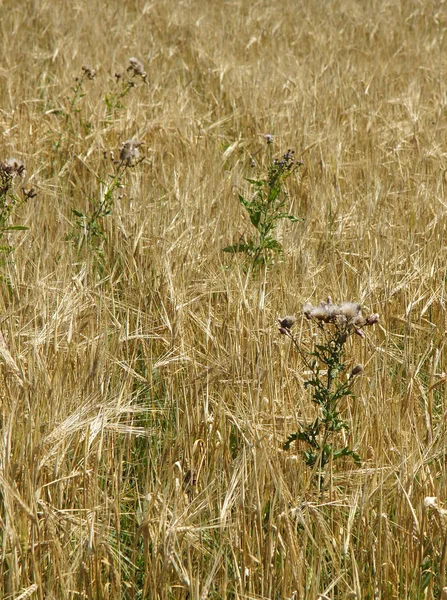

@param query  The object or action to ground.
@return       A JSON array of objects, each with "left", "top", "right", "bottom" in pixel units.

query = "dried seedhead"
[
  {"left": 0, "top": 159, "right": 26, "bottom": 196},
  {"left": 119, "top": 139, "right": 143, "bottom": 166},
  {"left": 1, "top": 158, "right": 25, "bottom": 178},
  {"left": 278, "top": 315, "right": 296, "bottom": 335},
  {"left": 81, "top": 64, "right": 97, "bottom": 80},
  {"left": 127, "top": 57, "right": 147, "bottom": 81},
  {"left": 303, "top": 296, "right": 379, "bottom": 338},
  {"left": 424, "top": 496, "right": 438, "bottom": 510}
]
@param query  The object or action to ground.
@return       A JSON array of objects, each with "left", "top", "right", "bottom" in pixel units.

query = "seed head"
[
  {"left": 424, "top": 496, "right": 438, "bottom": 509},
  {"left": 339, "top": 302, "right": 362, "bottom": 319},
  {"left": 119, "top": 139, "right": 142, "bottom": 166},
  {"left": 128, "top": 57, "right": 147, "bottom": 80},
  {"left": 81, "top": 64, "right": 97, "bottom": 79},
  {"left": 312, "top": 306, "right": 333, "bottom": 322},
  {"left": 278, "top": 316, "right": 296, "bottom": 330},
  {"left": 303, "top": 298, "right": 379, "bottom": 337},
  {"left": 2, "top": 158, "right": 25, "bottom": 177},
  {"left": 303, "top": 302, "right": 313, "bottom": 318},
  {"left": 351, "top": 314, "right": 367, "bottom": 329}
]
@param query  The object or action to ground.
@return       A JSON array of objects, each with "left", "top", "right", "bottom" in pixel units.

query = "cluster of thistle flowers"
[
  {"left": 279, "top": 297, "right": 379, "bottom": 339},
  {"left": 268, "top": 149, "right": 303, "bottom": 185},
  {"left": 80, "top": 56, "right": 146, "bottom": 84},
  {"left": 273, "top": 149, "right": 295, "bottom": 172},
  {"left": 0, "top": 159, "right": 37, "bottom": 200}
]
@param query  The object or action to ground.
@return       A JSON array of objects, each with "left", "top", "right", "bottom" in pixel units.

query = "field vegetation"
[{"left": 1, "top": 0, "right": 447, "bottom": 598}]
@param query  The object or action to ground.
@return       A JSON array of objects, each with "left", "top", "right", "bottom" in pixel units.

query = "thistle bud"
[
  {"left": 350, "top": 364, "right": 363, "bottom": 377},
  {"left": 366, "top": 313, "right": 379, "bottom": 326}
]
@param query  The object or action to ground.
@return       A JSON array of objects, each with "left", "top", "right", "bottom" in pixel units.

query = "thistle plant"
[
  {"left": 52, "top": 64, "right": 97, "bottom": 157},
  {"left": 66, "top": 65, "right": 97, "bottom": 131},
  {"left": 0, "top": 159, "right": 37, "bottom": 256},
  {"left": 223, "top": 146, "right": 302, "bottom": 268},
  {"left": 281, "top": 298, "right": 379, "bottom": 475},
  {"left": 105, "top": 57, "right": 147, "bottom": 117},
  {"left": 72, "top": 139, "right": 143, "bottom": 246}
]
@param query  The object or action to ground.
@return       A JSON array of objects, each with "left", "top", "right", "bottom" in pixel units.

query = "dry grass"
[{"left": 1, "top": 0, "right": 447, "bottom": 598}]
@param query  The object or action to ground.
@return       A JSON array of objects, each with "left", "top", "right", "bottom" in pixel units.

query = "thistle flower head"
[
  {"left": 119, "top": 139, "right": 143, "bottom": 166},
  {"left": 311, "top": 305, "right": 334, "bottom": 322},
  {"left": 81, "top": 64, "right": 97, "bottom": 79},
  {"left": 339, "top": 302, "right": 362, "bottom": 319},
  {"left": 127, "top": 57, "right": 147, "bottom": 80},
  {"left": 2, "top": 158, "right": 25, "bottom": 177},
  {"left": 424, "top": 496, "right": 438, "bottom": 509},
  {"left": 0, "top": 159, "right": 25, "bottom": 196},
  {"left": 278, "top": 316, "right": 296, "bottom": 334}
]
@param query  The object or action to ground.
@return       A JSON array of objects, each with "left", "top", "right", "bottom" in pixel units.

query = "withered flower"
[
  {"left": 278, "top": 316, "right": 296, "bottom": 334},
  {"left": 127, "top": 57, "right": 147, "bottom": 81},
  {"left": 2, "top": 158, "right": 25, "bottom": 177},
  {"left": 302, "top": 297, "right": 379, "bottom": 339},
  {"left": 119, "top": 139, "right": 143, "bottom": 166},
  {"left": 82, "top": 65, "right": 97, "bottom": 79}
]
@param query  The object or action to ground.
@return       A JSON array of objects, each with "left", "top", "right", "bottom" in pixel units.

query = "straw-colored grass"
[{"left": 1, "top": 0, "right": 447, "bottom": 598}]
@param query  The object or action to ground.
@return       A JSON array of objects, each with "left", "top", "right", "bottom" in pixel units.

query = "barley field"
[{"left": 1, "top": 0, "right": 447, "bottom": 598}]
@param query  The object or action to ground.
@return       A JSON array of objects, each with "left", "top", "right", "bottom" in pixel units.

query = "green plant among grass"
[
  {"left": 281, "top": 298, "right": 379, "bottom": 476},
  {"left": 0, "top": 159, "right": 37, "bottom": 256},
  {"left": 223, "top": 146, "right": 302, "bottom": 268}
]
